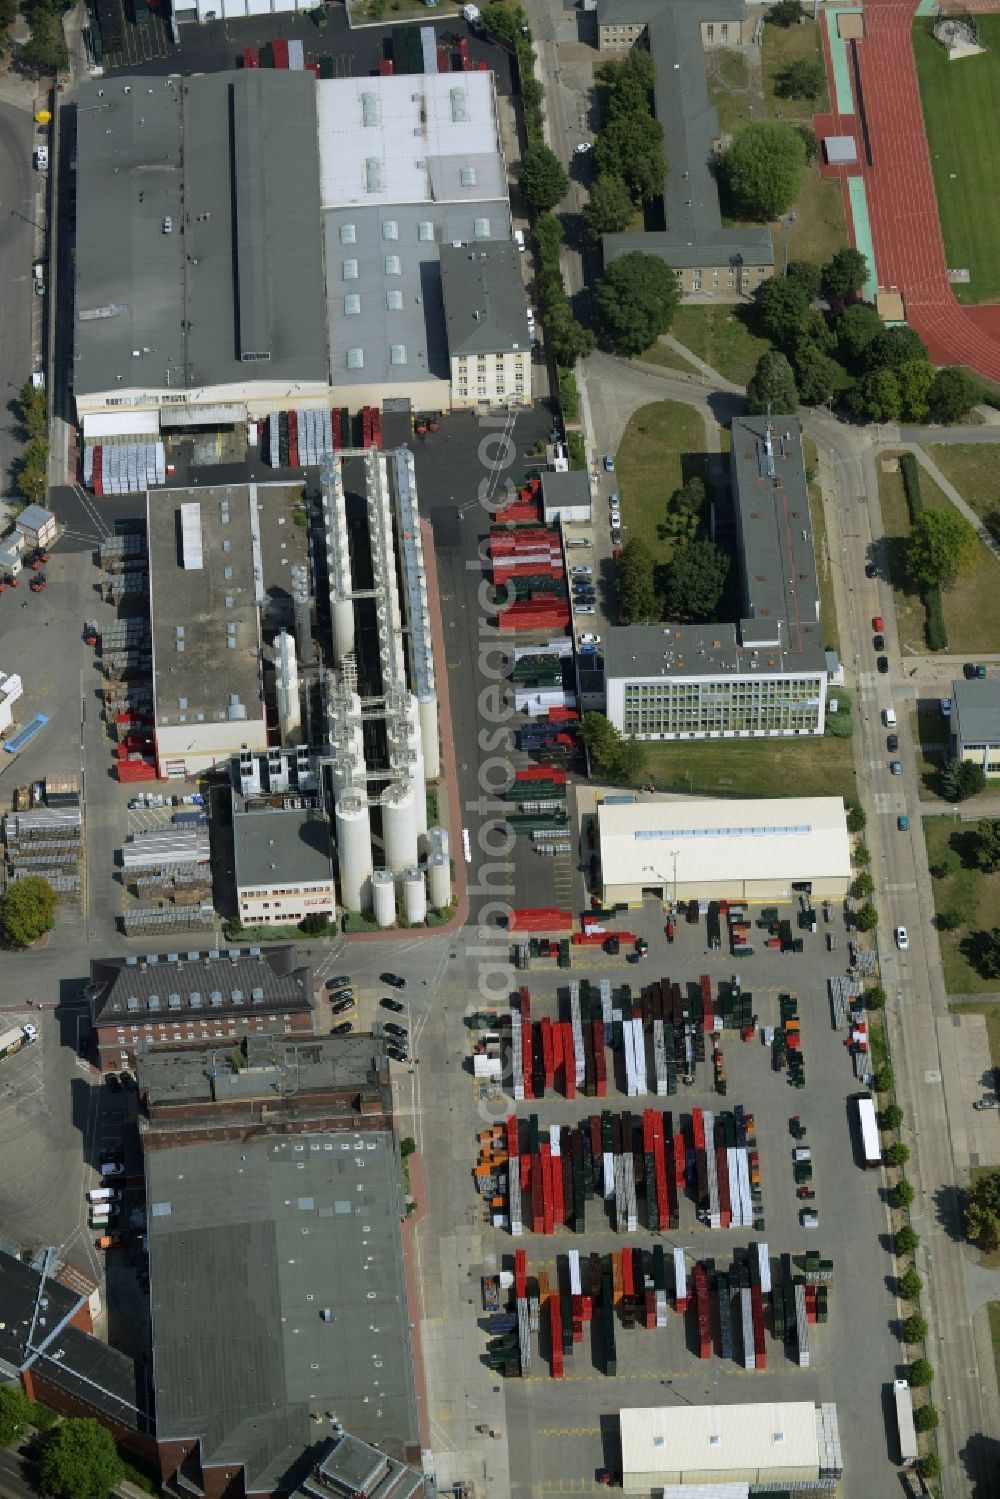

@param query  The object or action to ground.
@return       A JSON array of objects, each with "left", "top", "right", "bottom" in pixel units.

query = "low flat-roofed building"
[
  {"left": 148, "top": 484, "right": 265, "bottom": 778},
  {"left": 951, "top": 676, "right": 1000, "bottom": 777},
  {"left": 231, "top": 748, "right": 336, "bottom": 927},
  {"left": 540, "top": 469, "right": 592, "bottom": 524},
  {"left": 294, "top": 1435, "right": 426, "bottom": 1499},
  {"left": 619, "top": 1403, "right": 822, "bottom": 1491},
  {"left": 597, "top": 796, "right": 851, "bottom": 906},
  {"left": 74, "top": 71, "right": 329, "bottom": 430},
  {"left": 146, "top": 1125, "right": 418, "bottom": 1494},
  {"left": 440, "top": 241, "right": 531, "bottom": 409},
  {"left": 88, "top": 945, "right": 314, "bottom": 1074},
  {"left": 14, "top": 504, "right": 57, "bottom": 548}
]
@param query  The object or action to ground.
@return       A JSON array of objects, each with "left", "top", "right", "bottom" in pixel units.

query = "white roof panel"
[
  {"left": 317, "top": 72, "right": 503, "bottom": 207},
  {"left": 83, "top": 409, "right": 161, "bottom": 439},
  {"left": 620, "top": 1404, "right": 819, "bottom": 1482},
  {"left": 598, "top": 797, "right": 851, "bottom": 891}
]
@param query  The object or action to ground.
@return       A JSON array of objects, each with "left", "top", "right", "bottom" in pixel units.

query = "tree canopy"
[
  {"left": 775, "top": 58, "right": 825, "bottom": 100},
  {"left": 837, "top": 303, "right": 884, "bottom": 363},
  {"left": 519, "top": 144, "right": 569, "bottom": 211},
  {"left": 661, "top": 476, "right": 705, "bottom": 547},
  {"left": 907, "top": 507, "right": 977, "bottom": 590},
  {"left": 617, "top": 537, "right": 659, "bottom": 623},
  {"left": 592, "top": 111, "right": 666, "bottom": 202},
  {"left": 746, "top": 349, "right": 798, "bottom": 415},
  {"left": 966, "top": 1167, "right": 1000, "bottom": 1249},
  {"left": 579, "top": 713, "right": 646, "bottom": 783},
  {"left": 785, "top": 259, "right": 822, "bottom": 301},
  {"left": 583, "top": 172, "right": 635, "bottom": 239},
  {"left": 973, "top": 819, "right": 1000, "bottom": 873},
  {"left": 0, "top": 875, "right": 57, "bottom": 947},
  {"left": 596, "top": 252, "right": 681, "bottom": 356},
  {"left": 821, "top": 247, "right": 869, "bottom": 303},
  {"left": 720, "top": 121, "right": 805, "bottom": 221},
  {"left": 481, "top": 2, "right": 526, "bottom": 43},
  {"left": 864, "top": 324, "right": 927, "bottom": 372},
  {"left": 768, "top": 0, "right": 805, "bottom": 24},
  {"left": 756, "top": 277, "right": 809, "bottom": 347},
  {"left": 39, "top": 1418, "right": 124, "bottom": 1499},
  {"left": 940, "top": 756, "right": 987, "bottom": 803},
  {"left": 929, "top": 365, "right": 981, "bottom": 423},
  {"left": 663, "top": 540, "right": 729, "bottom": 621}
]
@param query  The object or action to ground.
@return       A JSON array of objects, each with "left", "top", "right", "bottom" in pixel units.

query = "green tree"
[
  {"left": 895, "top": 1225, "right": 919, "bottom": 1256},
  {"left": 920, "top": 1453, "right": 941, "bottom": 1479},
  {"left": 775, "top": 58, "right": 825, "bottom": 100},
  {"left": 854, "top": 840, "right": 871, "bottom": 864},
  {"left": 892, "top": 1180, "right": 915, "bottom": 1209},
  {"left": 965, "top": 1166, "right": 1000, "bottom": 1249},
  {"left": 663, "top": 540, "right": 730, "bottom": 621},
  {"left": 618, "top": 537, "right": 660, "bottom": 623},
  {"left": 907, "top": 507, "right": 977, "bottom": 590},
  {"left": 885, "top": 1141, "right": 910, "bottom": 1167},
  {"left": 0, "top": 1386, "right": 30, "bottom": 1448},
  {"left": 580, "top": 714, "right": 645, "bottom": 782},
  {"left": 974, "top": 819, "right": 1000, "bottom": 873},
  {"left": 837, "top": 303, "right": 884, "bottom": 363},
  {"left": 720, "top": 121, "right": 805, "bottom": 220},
  {"left": 786, "top": 259, "right": 822, "bottom": 300},
  {"left": 520, "top": 74, "right": 544, "bottom": 116},
  {"left": 846, "top": 801, "right": 866, "bottom": 833},
  {"left": 908, "top": 1357, "right": 934, "bottom": 1388},
  {"left": 854, "top": 901, "right": 878, "bottom": 931},
  {"left": 794, "top": 122, "right": 819, "bottom": 164},
  {"left": 914, "top": 1404, "right": 939, "bottom": 1433},
  {"left": 39, "top": 1418, "right": 124, "bottom": 1499},
  {"left": 794, "top": 341, "right": 844, "bottom": 406},
  {"left": 865, "top": 985, "right": 887, "bottom": 1012},
  {"left": 746, "top": 350, "right": 799, "bottom": 415},
  {"left": 593, "top": 111, "right": 666, "bottom": 203},
  {"left": 898, "top": 1267, "right": 922, "bottom": 1301},
  {"left": 558, "top": 366, "right": 579, "bottom": 422},
  {"left": 858, "top": 368, "right": 902, "bottom": 422},
  {"left": 903, "top": 1312, "right": 928, "bottom": 1343},
  {"left": 400, "top": 1135, "right": 416, "bottom": 1157},
  {"left": 619, "top": 43, "right": 655, "bottom": 91},
  {"left": 661, "top": 476, "right": 704, "bottom": 545},
  {"left": 896, "top": 359, "right": 935, "bottom": 423},
  {"left": 864, "top": 324, "right": 927, "bottom": 372},
  {"left": 22, "top": 8, "right": 69, "bottom": 71},
  {"left": 519, "top": 144, "right": 569, "bottom": 211},
  {"left": 481, "top": 2, "right": 526, "bottom": 43},
  {"left": 821, "top": 247, "right": 869, "bottom": 303},
  {"left": 298, "top": 913, "right": 329, "bottom": 936},
  {"left": 768, "top": 0, "right": 804, "bottom": 25},
  {"left": 17, "top": 436, "right": 49, "bottom": 506},
  {"left": 937, "top": 907, "right": 963, "bottom": 932},
  {"left": 929, "top": 365, "right": 980, "bottom": 423},
  {"left": 596, "top": 252, "right": 681, "bottom": 356},
  {"left": 874, "top": 1063, "right": 894, "bottom": 1093},
  {"left": 756, "top": 277, "right": 809, "bottom": 347},
  {"left": 940, "top": 756, "right": 986, "bottom": 803},
  {"left": 545, "top": 302, "right": 595, "bottom": 366},
  {"left": 19, "top": 380, "right": 47, "bottom": 440},
  {"left": 532, "top": 211, "right": 563, "bottom": 260},
  {"left": 0, "top": 875, "right": 57, "bottom": 947},
  {"left": 583, "top": 172, "right": 635, "bottom": 239},
  {"left": 880, "top": 1103, "right": 903, "bottom": 1130},
  {"left": 851, "top": 871, "right": 874, "bottom": 899}
]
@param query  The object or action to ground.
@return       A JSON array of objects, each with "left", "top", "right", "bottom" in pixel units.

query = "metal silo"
[
  {"left": 372, "top": 869, "right": 396, "bottom": 928},
  {"left": 427, "top": 853, "right": 451, "bottom": 910},
  {"left": 336, "top": 795, "right": 373, "bottom": 913},
  {"left": 382, "top": 781, "right": 418, "bottom": 875},
  {"left": 402, "top": 867, "right": 427, "bottom": 925}
]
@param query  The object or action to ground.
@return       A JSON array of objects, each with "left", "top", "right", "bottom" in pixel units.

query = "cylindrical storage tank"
[
  {"left": 429, "top": 825, "right": 449, "bottom": 865},
  {"left": 372, "top": 869, "right": 396, "bottom": 929},
  {"left": 336, "top": 796, "right": 373, "bottom": 912},
  {"left": 428, "top": 853, "right": 451, "bottom": 910},
  {"left": 383, "top": 782, "right": 419, "bottom": 875},
  {"left": 418, "top": 692, "right": 440, "bottom": 780},
  {"left": 332, "top": 599, "right": 355, "bottom": 663},
  {"left": 407, "top": 697, "right": 427, "bottom": 838},
  {"left": 403, "top": 867, "right": 427, "bottom": 925}
]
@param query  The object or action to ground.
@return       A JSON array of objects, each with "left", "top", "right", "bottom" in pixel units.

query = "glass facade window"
[{"left": 621, "top": 675, "right": 824, "bottom": 739}]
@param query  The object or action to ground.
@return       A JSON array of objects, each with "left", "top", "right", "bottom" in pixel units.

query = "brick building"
[{"left": 87, "top": 945, "right": 314, "bottom": 1074}]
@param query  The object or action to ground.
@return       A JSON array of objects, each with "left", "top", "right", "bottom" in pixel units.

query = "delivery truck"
[
  {"left": 856, "top": 1092, "right": 881, "bottom": 1169},
  {"left": 0, "top": 1025, "right": 38, "bottom": 1060},
  {"left": 893, "top": 1379, "right": 918, "bottom": 1465}
]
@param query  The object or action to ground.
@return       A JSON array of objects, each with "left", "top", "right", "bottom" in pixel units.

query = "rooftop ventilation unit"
[{"left": 180, "top": 502, "right": 204, "bottom": 571}]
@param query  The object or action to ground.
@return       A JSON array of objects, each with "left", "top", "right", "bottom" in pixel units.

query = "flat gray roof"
[
  {"left": 74, "top": 72, "right": 328, "bottom": 398},
  {"left": 439, "top": 241, "right": 530, "bottom": 356},
  {"left": 605, "top": 415, "right": 824, "bottom": 682},
  {"left": 147, "top": 1131, "right": 418, "bottom": 1488},
  {"left": 598, "top": 0, "right": 773, "bottom": 273},
  {"left": 90, "top": 945, "right": 313, "bottom": 1027},
  {"left": 540, "top": 471, "right": 591, "bottom": 508},
  {"left": 147, "top": 484, "right": 260, "bottom": 726},
  {"left": 138, "top": 1033, "right": 390, "bottom": 1111},
  {"left": 233, "top": 803, "right": 335, "bottom": 893},
  {"left": 953, "top": 678, "right": 1000, "bottom": 745}
]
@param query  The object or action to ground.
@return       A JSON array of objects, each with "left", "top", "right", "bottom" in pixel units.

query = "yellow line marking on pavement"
[{"left": 537, "top": 1427, "right": 601, "bottom": 1437}]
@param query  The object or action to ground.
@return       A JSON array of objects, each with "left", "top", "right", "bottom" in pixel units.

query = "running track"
[{"left": 854, "top": 0, "right": 1000, "bottom": 382}]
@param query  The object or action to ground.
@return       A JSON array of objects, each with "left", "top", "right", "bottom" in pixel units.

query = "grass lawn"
[
  {"left": 803, "top": 435, "right": 840, "bottom": 654},
  {"left": 771, "top": 167, "right": 848, "bottom": 266},
  {"left": 637, "top": 341, "right": 704, "bottom": 376},
  {"left": 913, "top": 17, "right": 1000, "bottom": 305},
  {"left": 922, "top": 443, "right": 1000, "bottom": 530},
  {"left": 761, "top": 17, "right": 830, "bottom": 120},
  {"left": 877, "top": 452, "right": 1000, "bottom": 653},
  {"left": 924, "top": 816, "right": 1000, "bottom": 993},
  {"left": 706, "top": 47, "right": 754, "bottom": 135},
  {"left": 642, "top": 733, "right": 856, "bottom": 802},
  {"left": 991, "top": 1303, "right": 1000, "bottom": 1375},
  {"left": 649, "top": 305, "right": 771, "bottom": 387},
  {"left": 614, "top": 401, "right": 709, "bottom": 567},
  {"left": 910, "top": 702, "right": 951, "bottom": 800}
]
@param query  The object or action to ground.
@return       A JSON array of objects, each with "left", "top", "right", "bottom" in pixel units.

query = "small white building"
[
  {"left": 597, "top": 796, "right": 851, "bottom": 906},
  {"left": 14, "top": 505, "right": 57, "bottom": 550},
  {"left": 620, "top": 1403, "right": 825, "bottom": 1492},
  {"left": 0, "top": 670, "right": 24, "bottom": 736}
]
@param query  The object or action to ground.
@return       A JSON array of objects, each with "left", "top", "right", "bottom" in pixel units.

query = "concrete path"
[{"left": 908, "top": 444, "right": 1000, "bottom": 566}]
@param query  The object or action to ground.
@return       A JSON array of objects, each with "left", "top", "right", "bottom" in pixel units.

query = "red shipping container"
[
  {"left": 242, "top": 45, "right": 259, "bottom": 67},
  {"left": 716, "top": 1146, "right": 731, "bottom": 1228},
  {"left": 645, "top": 1288, "right": 656, "bottom": 1330},
  {"left": 549, "top": 1296, "right": 563, "bottom": 1378},
  {"left": 563, "top": 1022, "right": 576, "bottom": 1099},
  {"left": 694, "top": 1263, "right": 712, "bottom": 1359},
  {"left": 622, "top": 1247, "right": 635, "bottom": 1299},
  {"left": 692, "top": 1108, "right": 705, "bottom": 1152},
  {"left": 551, "top": 1021, "right": 563, "bottom": 1074},
  {"left": 272, "top": 37, "right": 289, "bottom": 67},
  {"left": 674, "top": 1132, "right": 686, "bottom": 1188},
  {"left": 515, "top": 1248, "right": 527, "bottom": 1299}
]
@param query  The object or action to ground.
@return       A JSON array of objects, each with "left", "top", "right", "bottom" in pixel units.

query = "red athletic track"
[{"left": 853, "top": 0, "right": 1000, "bottom": 382}]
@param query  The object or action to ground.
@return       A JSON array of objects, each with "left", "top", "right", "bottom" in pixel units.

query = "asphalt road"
[{"left": 0, "top": 101, "right": 38, "bottom": 516}]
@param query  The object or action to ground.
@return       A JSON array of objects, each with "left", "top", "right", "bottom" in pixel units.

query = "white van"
[
  {"left": 87, "top": 1187, "right": 120, "bottom": 1204},
  {"left": 883, "top": 707, "right": 897, "bottom": 728}
]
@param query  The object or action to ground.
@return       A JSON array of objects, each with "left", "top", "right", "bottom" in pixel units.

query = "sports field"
[{"left": 913, "top": 16, "right": 1000, "bottom": 304}]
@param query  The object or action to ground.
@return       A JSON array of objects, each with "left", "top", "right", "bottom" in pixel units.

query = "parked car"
[
  {"left": 890, "top": 760, "right": 902, "bottom": 775},
  {"left": 330, "top": 996, "right": 354, "bottom": 1015},
  {"left": 384, "top": 1022, "right": 408, "bottom": 1039},
  {"left": 329, "top": 988, "right": 353, "bottom": 1003},
  {"left": 326, "top": 976, "right": 351, "bottom": 990},
  {"left": 872, "top": 616, "right": 884, "bottom": 632},
  {"left": 610, "top": 526, "right": 622, "bottom": 545},
  {"left": 608, "top": 493, "right": 620, "bottom": 511},
  {"left": 877, "top": 656, "right": 889, "bottom": 674},
  {"left": 887, "top": 734, "right": 899, "bottom": 752},
  {"left": 105, "top": 1073, "right": 121, "bottom": 1092},
  {"left": 576, "top": 604, "right": 596, "bottom": 614},
  {"left": 940, "top": 697, "right": 952, "bottom": 717},
  {"left": 386, "top": 1045, "right": 410, "bottom": 1063},
  {"left": 571, "top": 566, "right": 593, "bottom": 578},
  {"left": 603, "top": 454, "right": 615, "bottom": 472},
  {"left": 100, "top": 1160, "right": 125, "bottom": 1179},
  {"left": 381, "top": 972, "right": 406, "bottom": 988},
  {"left": 380, "top": 996, "right": 405, "bottom": 1012},
  {"left": 897, "top": 814, "right": 910, "bottom": 831},
  {"left": 964, "top": 662, "right": 987, "bottom": 679},
  {"left": 865, "top": 562, "right": 877, "bottom": 578},
  {"left": 873, "top": 634, "right": 885, "bottom": 652},
  {"left": 331, "top": 1020, "right": 354, "bottom": 1035},
  {"left": 579, "top": 633, "right": 601, "bottom": 647},
  {"left": 895, "top": 927, "right": 909, "bottom": 950},
  {"left": 973, "top": 1097, "right": 999, "bottom": 1111},
  {"left": 574, "top": 141, "right": 592, "bottom": 155}
]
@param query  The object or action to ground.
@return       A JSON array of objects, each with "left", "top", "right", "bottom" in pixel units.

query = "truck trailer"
[
  {"left": 0, "top": 1024, "right": 38, "bottom": 1060},
  {"left": 893, "top": 1379, "right": 918, "bottom": 1465},
  {"left": 857, "top": 1092, "right": 881, "bottom": 1169}
]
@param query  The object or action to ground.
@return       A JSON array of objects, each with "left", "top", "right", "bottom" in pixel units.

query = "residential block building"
[
  {"left": 439, "top": 241, "right": 532, "bottom": 409},
  {"left": 950, "top": 677, "right": 1000, "bottom": 777}
]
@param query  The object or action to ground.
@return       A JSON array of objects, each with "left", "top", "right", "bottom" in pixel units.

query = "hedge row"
[{"left": 899, "top": 452, "right": 948, "bottom": 652}]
